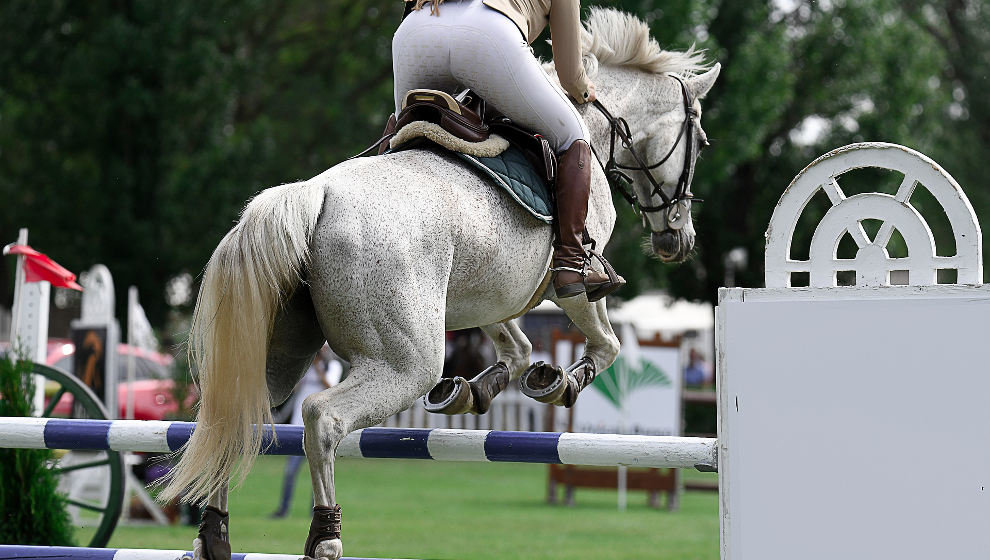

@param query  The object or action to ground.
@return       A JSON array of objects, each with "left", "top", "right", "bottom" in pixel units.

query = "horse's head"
[
  {"left": 630, "top": 65, "right": 719, "bottom": 263},
  {"left": 574, "top": 8, "right": 720, "bottom": 263}
]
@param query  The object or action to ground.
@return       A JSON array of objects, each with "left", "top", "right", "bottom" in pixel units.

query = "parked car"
[{"left": 39, "top": 338, "right": 196, "bottom": 420}]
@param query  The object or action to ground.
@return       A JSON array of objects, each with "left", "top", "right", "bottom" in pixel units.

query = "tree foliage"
[
  {"left": 1, "top": 0, "right": 401, "bottom": 322},
  {"left": 2, "top": 0, "right": 987, "bottom": 324},
  {"left": 600, "top": 0, "right": 989, "bottom": 298}
]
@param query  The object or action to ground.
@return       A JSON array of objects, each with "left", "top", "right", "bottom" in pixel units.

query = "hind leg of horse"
[
  {"left": 520, "top": 297, "right": 620, "bottom": 407},
  {"left": 193, "top": 286, "right": 325, "bottom": 560},
  {"left": 301, "top": 307, "right": 445, "bottom": 559},
  {"left": 266, "top": 284, "right": 329, "bottom": 407},
  {"left": 424, "top": 319, "right": 533, "bottom": 415},
  {"left": 192, "top": 486, "right": 230, "bottom": 560}
]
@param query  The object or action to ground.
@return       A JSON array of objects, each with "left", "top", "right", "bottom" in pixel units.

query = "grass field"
[{"left": 97, "top": 456, "right": 719, "bottom": 559}]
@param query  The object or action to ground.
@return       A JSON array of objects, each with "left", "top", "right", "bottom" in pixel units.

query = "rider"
[{"left": 392, "top": 0, "right": 624, "bottom": 300}]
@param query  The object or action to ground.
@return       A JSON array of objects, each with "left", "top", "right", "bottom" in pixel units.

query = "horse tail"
[{"left": 158, "top": 181, "right": 325, "bottom": 505}]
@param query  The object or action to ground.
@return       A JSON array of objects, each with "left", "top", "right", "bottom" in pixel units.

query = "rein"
[{"left": 589, "top": 75, "right": 704, "bottom": 225}]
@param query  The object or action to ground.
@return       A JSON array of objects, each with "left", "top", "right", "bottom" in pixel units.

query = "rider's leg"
[
  {"left": 445, "top": 0, "right": 623, "bottom": 298},
  {"left": 386, "top": 3, "right": 461, "bottom": 155},
  {"left": 551, "top": 139, "right": 625, "bottom": 299},
  {"left": 391, "top": 5, "right": 459, "bottom": 114}
]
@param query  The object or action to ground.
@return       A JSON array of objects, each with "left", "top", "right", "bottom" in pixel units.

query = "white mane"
[{"left": 581, "top": 8, "right": 708, "bottom": 76}]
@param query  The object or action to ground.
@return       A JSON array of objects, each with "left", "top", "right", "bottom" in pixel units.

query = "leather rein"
[{"left": 589, "top": 75, "right": 704, "bottom": 228}]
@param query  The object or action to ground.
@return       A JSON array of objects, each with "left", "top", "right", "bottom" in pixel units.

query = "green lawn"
[{"left": 103, "top": 457, "right": 720, "bottom": 559}]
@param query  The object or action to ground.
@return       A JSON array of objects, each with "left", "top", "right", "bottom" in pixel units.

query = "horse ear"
[{"left": 685, "top": 62, "right": 721, "bottom": 99}]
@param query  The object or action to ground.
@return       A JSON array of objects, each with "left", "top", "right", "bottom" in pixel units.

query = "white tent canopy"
[{"left": 609, "top": 292, "right": 714, "bottom": 338}]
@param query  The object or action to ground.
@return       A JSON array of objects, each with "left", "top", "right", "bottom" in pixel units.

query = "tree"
[
  {"left": 0, "top": 1, "right": 402, "bottom": 324},
  {"left": 2, "top": 0, "right": 986, "bottom": 325},
  {"left": 601, "top": 0, "right": 984, "bottom": 300}
]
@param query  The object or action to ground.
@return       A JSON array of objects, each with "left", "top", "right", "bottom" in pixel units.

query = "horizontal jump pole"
[
  {"left": 0, "top": 417, "right": 718, "bottom": 470},
  {"left": 0, "top": 545, "right": 412, "bottom": 560}
]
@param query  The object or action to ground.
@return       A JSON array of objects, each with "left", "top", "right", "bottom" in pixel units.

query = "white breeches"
[{"left": 392, "top": 0, "right": 590, "bottom": 153}]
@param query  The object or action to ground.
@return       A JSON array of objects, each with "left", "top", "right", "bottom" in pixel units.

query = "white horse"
[{"left": 160, "top": 9, "right": 719, "bottom": 560}]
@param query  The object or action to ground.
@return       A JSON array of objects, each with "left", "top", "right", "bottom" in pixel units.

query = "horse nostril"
[{"left": 651, "top": 230, "right": 680, "bottom": 257}]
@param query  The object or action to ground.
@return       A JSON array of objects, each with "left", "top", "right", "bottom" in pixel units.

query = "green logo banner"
[{"left": 592, "top": 355, "right": 672, "bottom": 410}]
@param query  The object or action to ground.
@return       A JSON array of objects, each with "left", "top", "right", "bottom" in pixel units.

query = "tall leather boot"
[
  {"left": 552, "top": 140, "right": 625, "bottom": 300},
  {"left": 377, "top": 113, "right": 398, "bottom": 155}
]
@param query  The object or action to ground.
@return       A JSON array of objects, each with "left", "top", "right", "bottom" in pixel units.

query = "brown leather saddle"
[
  {"left": 386, "top": 88, "right": 557, "bottom": 185},
  {"left": 397, "top": 89, "right": 490, "bottom": 143}
]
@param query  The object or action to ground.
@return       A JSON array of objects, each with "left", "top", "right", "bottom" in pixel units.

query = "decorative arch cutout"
[{"left": 765, "top": 143, "right": 982, "bottom": 288}]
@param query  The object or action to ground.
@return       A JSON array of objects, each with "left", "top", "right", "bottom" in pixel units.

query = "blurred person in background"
[{"left": 684, "top": 348, "right": 711, "bottom": 389}]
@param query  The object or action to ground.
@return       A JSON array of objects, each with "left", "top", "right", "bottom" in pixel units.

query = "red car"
[{"left": 41, "top": 338, "right": 196, "bottom": 420}]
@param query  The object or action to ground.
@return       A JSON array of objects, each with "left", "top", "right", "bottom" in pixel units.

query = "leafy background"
[{"left": 2, "top": 0, "right": 987, "bottom": 331}]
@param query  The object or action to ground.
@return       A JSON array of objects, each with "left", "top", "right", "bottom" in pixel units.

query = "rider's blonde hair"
[{"left": 411, "top": 0, "right": 444, "bottom": 16}]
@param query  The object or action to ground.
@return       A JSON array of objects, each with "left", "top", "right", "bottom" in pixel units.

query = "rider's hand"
[
  {"left": 585, "top": 83, "right": 597, "bottom": 103},
  {"left": 577, "top": 83, "right": 595, "bottom": 105},
  {"left": 571, "top": 83, "right": 596, "bottom": 104}
]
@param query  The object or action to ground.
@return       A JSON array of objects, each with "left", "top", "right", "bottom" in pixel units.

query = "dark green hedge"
[{"left": 0, "top": 356, "right": 75, "bottom": 545}]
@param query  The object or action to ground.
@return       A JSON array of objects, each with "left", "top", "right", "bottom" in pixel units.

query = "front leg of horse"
[
  {"left": 520, "top": 297, "right": 620, "bottom": 407},
  {"left": 425, "top": 320, "right": 533, "bottom": 415}
]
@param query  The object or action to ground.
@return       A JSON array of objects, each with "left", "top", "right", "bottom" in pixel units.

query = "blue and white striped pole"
[{"left": 0, "top": 417, "right": 717, "bottom": 470}]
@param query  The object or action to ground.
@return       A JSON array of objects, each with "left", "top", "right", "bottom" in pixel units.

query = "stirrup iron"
[{"left": 585, "top": 250, "right": 625, "bottom": 302}]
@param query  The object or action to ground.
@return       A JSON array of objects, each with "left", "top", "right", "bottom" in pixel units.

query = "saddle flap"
[{"left": 489, "top": 120, "right": 557, "bottom": 185}]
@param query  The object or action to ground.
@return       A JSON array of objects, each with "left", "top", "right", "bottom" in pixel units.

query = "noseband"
[{"left": 590, "top": 75, "right": 703, "bottom": 230}]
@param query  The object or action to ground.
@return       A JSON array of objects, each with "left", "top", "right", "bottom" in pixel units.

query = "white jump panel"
[
  {"left": 717, "top": 285, "right": 990, "bottom": 560},
  {"left": 764, "top": 142, "right": 982, "bottom": 288}
]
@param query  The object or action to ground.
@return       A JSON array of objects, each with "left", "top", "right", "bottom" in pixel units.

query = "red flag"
[{"left": 3, "top": 244, "right": 83, "bottom": 291}]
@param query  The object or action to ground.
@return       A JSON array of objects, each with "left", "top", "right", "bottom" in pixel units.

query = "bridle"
[{"left": 590, "top": 74, "right": 705, "bottom": 231}]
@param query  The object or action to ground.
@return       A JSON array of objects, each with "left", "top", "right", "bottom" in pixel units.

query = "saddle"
[
  {"left": 397, "top": 89, "right": 489, "bottom": 143},
  {"left": 386, "top": 89, "right": 557, "bottom": 185}
]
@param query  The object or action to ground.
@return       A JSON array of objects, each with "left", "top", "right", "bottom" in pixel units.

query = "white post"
[
  {"left": 617, "top": 465, "right": 628, "bottom": 511},
  {"left": 9, "top": 229, "right": 49, "bottom": 415},
  {"left": 126, "top": 287, "right": 137, "bottom": 420},
  {"left": 74, "top": 265, "right": 119, "bottom": 419}
]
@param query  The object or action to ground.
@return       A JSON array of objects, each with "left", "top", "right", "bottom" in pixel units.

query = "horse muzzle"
[{"left": 651, "top": 229, "right": 695, "bottom": 263}]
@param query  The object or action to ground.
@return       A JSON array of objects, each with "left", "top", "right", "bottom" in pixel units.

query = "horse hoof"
[
  {"left": 519, "top": 361, "right": 567, "bottom": 404},
  {"left": 424, "top": 377, "right": 474, "bottom": 414},
  {"left": 310, "top": 538, "right": 342, "bottom": 560}
]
